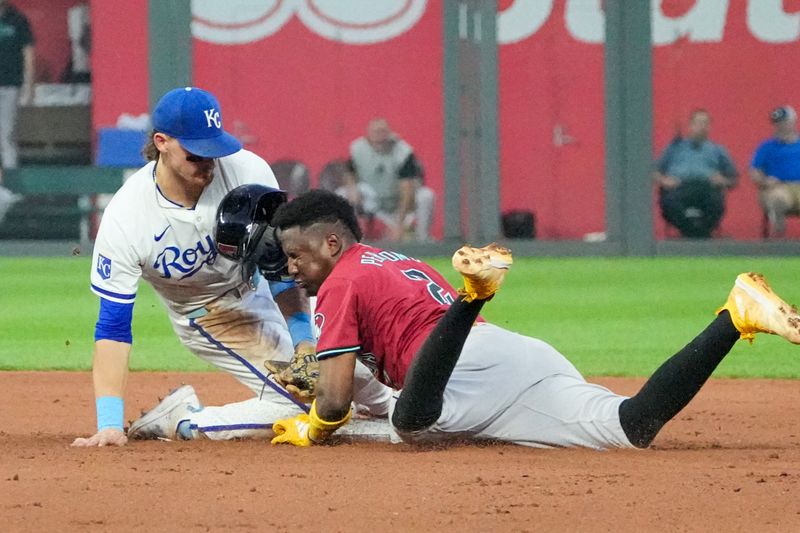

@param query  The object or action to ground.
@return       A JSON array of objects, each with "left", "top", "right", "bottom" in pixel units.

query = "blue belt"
[{"left": 186, "top": 307, "right": 209, "bottom": 319}]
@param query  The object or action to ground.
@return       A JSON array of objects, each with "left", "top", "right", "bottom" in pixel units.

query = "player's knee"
[
  {"left": 391, "top": 398, "right": 440, "bottom": 434},
  {"left": 618, "top": 399, "right": 661, "bottom": 449},
  {"left": 391, "top": 409, "right": 438, "bottom": 434}
]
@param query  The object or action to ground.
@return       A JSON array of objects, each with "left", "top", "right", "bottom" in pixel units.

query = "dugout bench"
[{"left": 3, "top": 166, "right": 125, "bottom": 248}]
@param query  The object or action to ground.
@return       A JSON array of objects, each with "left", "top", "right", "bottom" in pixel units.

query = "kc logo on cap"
[
  {"left": 204, "top": 108, "right": 222, "bottom": 129},
  {"left": 152, "top": 87, "right": 242, "bottom": 158}
]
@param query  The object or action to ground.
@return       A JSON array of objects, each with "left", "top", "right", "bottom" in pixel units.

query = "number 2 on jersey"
[{"left": 401, "top": 268, "right": 455, "bottom": 305}]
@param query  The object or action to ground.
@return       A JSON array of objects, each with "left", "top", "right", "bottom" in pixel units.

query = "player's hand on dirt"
[
  {"left": 264, "top": 344, "right": 319, "bottom": 403},
  {"left": 271, "top": 414, "right": 312, "bottom": 446},
  {"left": 71, "top": 428, "right": 128, "bottom": 447}
]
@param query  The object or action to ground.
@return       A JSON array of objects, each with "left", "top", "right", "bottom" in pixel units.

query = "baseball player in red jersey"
[
  {"left": 310, "top": 245, "right": 464, "bottom": 390},
  {"left": 267, "top": 190, "right": 800, "bottom": 448}
]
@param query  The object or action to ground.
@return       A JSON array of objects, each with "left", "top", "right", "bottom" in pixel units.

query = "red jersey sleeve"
[{"left": 314, "top": 277, "right": 362, "bottom": 360}]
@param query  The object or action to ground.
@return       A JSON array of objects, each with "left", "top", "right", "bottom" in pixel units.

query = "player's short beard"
[{"left": 191, "top": 160, "right": 215, "bottom": 182}]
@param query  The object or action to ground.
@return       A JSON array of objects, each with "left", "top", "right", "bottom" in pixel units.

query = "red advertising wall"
[
  {"left": 88, "top": 0, "right": 800, "bottom": 240},
  {"left": 89, "top": 0, "right": 148, "bottom": 129}
]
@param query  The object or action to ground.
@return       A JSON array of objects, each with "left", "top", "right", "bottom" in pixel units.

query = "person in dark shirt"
[
  {"left": 655, "top": 109, "right": 738, "bottom": 238},
  {"left": 0, "top": 0, "right": 34, "bottom": 170},
  {"left": 0, "top": 1, "right": 34, "bottom": 222}
]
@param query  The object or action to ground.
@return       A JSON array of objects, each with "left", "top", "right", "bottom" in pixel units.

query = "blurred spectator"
[
  {"left": 63, "top": 2, "right": 90, "bottom": 83},
  {"left": 349, "top": 118, "right": 434, "bottom": 241},
  {"left": 0, "top": 174, "right": 19, "bottom": 224},
  {"left": 318, "top": 158, "right": 348, "bottom": 193},
  {"left": 318, "top": 158, "right": 383, "bottom": 240},
  {"left": 270, "top": 159, "right": 310, "bottom": 200},
  {"left": 0, "top": 0, "right": 33, "bottom": 221},
  {"left": 335, "top": 159, "right": 379, "bottom": 217},
  {"left": 0, "top": 0, "right": 34, "bottom": 169},
  {"left": 751, "top": 105, "right": 800, "bottom": 238},
  {"left": 335, "top": 159, "right": 391, "bottom": 240},
  {"left": 654, "top": 109, "right": 738, "bottom": 238}
]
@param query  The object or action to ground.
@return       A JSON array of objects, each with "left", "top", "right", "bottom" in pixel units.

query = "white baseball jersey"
[
  {"left": 90, "top": 149, "right": 281, "bottom": 319},
  {"left": 90, "top": 149, "right": 393, "bottom": 439}
]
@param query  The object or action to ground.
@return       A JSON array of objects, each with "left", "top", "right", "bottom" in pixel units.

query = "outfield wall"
[{"left": 13, "top": 1, "right": 800, "bottom": 241}]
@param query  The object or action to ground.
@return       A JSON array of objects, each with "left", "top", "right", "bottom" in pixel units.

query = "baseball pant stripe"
[
  {"left": 189, "top": 318, "right": 310, "bottom": 413},
  {"left": 191, "top": 423, "right": 273, "bottom": 433}
]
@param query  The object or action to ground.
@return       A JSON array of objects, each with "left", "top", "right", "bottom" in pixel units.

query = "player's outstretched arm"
[
  {"left": 315, "top": 353, "right": 356, "bottom": 421},
  {"left": 71, "top": 340, "right": 132, "bottom": 447},
  {"left": 272, "top": 283, "right": 316, "bottom": 350}
]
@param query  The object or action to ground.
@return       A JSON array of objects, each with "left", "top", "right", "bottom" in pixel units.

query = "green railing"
[{"left": 3, "top": 166, "right": 126, "bottom": 247}]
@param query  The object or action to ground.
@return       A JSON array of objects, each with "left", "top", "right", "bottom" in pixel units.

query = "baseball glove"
[{"left": 264, "top": 347, "right": 320, "bottom": 403}]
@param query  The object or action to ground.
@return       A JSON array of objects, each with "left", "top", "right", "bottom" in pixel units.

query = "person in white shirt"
[{"left": 349, "top": 118, "right": 435, "bottom": 241}]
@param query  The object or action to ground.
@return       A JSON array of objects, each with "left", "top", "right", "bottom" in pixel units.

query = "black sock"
[
  {"left": 391, "top": 297, "right": 485, "bottom": 432},
  {"left": 618, "top": 311, "right": 740, "bottom": 448}
]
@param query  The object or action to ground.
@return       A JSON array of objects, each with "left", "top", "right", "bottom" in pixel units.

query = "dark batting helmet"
[{"left": 214, "top": 184, "right": 290, "bottom": 281}]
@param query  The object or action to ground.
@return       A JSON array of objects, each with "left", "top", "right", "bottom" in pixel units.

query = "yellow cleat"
[
  {"left": 452, "top": 243, "right": 513, "bottom": 302},
  {"left": 717, "top": 272, "right": 800, "bottom": 344}
]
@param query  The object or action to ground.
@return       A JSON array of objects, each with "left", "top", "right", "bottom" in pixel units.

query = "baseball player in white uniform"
[{"left": 71, "top": 87, "right": 390, "bottom": 447}]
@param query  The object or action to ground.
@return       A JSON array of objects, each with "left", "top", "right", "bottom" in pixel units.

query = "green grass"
[
  {"left": 0, "top": 257, "right": 212, "bottom": 372},
  {"left": 2, "top": 256, "right": 800, "bottom": 378}
]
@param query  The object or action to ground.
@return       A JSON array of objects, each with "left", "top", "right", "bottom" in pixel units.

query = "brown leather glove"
[{"left": 264, "top": 347, "right": 320, "bottom": 403}]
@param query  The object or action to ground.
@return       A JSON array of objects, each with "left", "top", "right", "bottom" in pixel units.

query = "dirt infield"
[{"left": 2, "top": 372, "right": 799, "bottom": 532}]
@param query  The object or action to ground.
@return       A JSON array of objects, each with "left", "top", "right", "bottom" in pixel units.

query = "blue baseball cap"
[{"left": 152, "top": 87, "right": 242, "bottom": 158}]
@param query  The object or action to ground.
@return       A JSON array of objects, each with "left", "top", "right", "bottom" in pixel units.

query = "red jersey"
[{"left": 314, "top": 244, "right": 463, "bottom": 388}]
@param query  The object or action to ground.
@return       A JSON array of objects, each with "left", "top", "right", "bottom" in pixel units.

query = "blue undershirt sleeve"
[
  {"left": 269, "top": 280, "right": 296, "bottom": 299},
  {"left": 287, "top": 312, "right": 315, "bottom": 347},
  {"left": 94, "top": 297, "right": 134, "bottom": 344},
  {"left": 269, "top": 280, "right": 316, "bottom": 346}
]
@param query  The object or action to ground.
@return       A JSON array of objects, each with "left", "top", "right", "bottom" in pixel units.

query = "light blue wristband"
[
  {"left": 96, "top": 396, "right": 124, "bottom": 431},
  {"left": 287, "top": 312, "right": 315, "bottom": 347}
]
